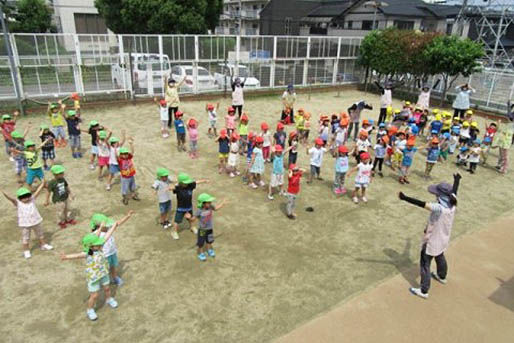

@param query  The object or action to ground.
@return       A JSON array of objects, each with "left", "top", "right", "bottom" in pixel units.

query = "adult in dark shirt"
[{"left": 170, "top": 172, "right": 209, "bottom": 240}]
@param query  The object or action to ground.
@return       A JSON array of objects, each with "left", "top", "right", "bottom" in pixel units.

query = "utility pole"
[
  {"left": 0, "top": 6, "right": 24, "bottom": 115},
  {"left": 238, "top": 0, "right": 242, "bottom": 35}
]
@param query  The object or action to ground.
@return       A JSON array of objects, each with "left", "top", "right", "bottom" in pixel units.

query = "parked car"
[
  {"left": 170, "top": 65, "right": 217, "bottom": 92},
  {"left": 111, "top": 53, "right": 170, "bottom": 90},
  {"left": 214, "top": 63, "right": 261, "bottom": 89}
]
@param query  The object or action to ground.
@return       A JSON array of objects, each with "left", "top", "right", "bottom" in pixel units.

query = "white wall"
[{"left": 53, "top": 0, "right": 101, "bottom": 34}]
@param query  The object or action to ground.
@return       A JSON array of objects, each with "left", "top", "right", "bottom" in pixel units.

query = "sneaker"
[
  {"left": 378, "top": 172, "right": 384, "bottom": 178},
  {"left": 72, "top": 152, "right": 77, "bottom": 158},
  {"left": 40, "top": 244, "right": 53, "bottom": 251},
  {"left": 132, "top": 194, "right": 141, "bottom": 201},
  {"left": 229, "top": 172, "right": 235, "bottom": 178},
  {"left": 207, "top": 249, "right": 216, "bottom": 258},
  {"left": 122, "top": 197, "right": 129, "bottom": 205},
  {"left": 340, "top": 187, "right": 347, "bottom": 194},
  {"left": 9, "top": 156, "right": 14, "bottom": 162},
  {"left": 78, "top": 152, "right": 83, "bottom": 158},
  {"left": 362, "top": 196, "right": 368, "bottom": 203},
  {"left": 89, "top": 164, "right": 95, "bottom": 170},
  {"left": 431, "top": 272, "right": 447, "bottom": 284},
  {"left": 259, "top": 180, "right": 266, "bottom": 187},
  {"left": 334, "top": 188, "right": 342, "bottom": 195},
  {"left": 353, "top": 196, "right": 359, "bottom": 204},
  {"left": 44, "top": 165, "right": 51, "bottom": 171},
  {"left": 286, "top": 214, "right": 296, "bottom": 220},
  {"left": 113, "top": 276, "right": 124, "bottom": 286},
  {"left": 171, "top": 230, "right": 179, "bottom": 240},
  {"left": 105, "top": 184, "right": 111, "bottom": 191},
  {"left": 105, "top": 297, "right": 118, "bottom": 308},
  {"left": 23, "top": 250, "right": 31, "bottom": 259},
  {"left": 86, "top": 308, "right": 98, "bottom": 321},
  {"left": 66, "top": 219, "right": 77, "bottom": 226},
  {"left": 279, "top": 190, "right": 287, "bottom": 196},
  {"left": 249, "top": 183, "right": 258, "bottom": 189},
  {"left": 191, "top": 226, "right": 198, "bottom": 235},
  {"left": 58, "top": 221, "right": 67, "bottom": 229},
  {"left": 267, "top": 194, "right": 274, "bottom": 200},
  {"left": 409, "top": 287, "right": 428, "bottom": 299},
  {"left": 198, "top": 252, "right": 207, "bottom": 261}
]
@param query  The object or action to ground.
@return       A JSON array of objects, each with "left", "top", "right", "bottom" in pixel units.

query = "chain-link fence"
[{"left": 0, "top": 33, "right": 364, "bottom": 102}]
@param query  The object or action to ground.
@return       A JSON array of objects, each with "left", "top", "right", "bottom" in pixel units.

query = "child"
[
  {"left": 376, "top": 122, "right": 387, "bottom": 142},
  {"left": 238, "top": 113, "right": 249, "bottom": 154},
  {"left": 459, "top": 121, "right": 471, "bottom": 147},
  {"left": 106, "top": 131, "right": 126, "bottom": 191},
  {"left": 302, "top": 112, "right": 311, "bottom": 144},
  {"left": 481, "top": 136, "right": 492, "bottom": 165},
  {"left": 227, "top": 132, "right": 241, "bottom": 178},
  {"left": 85, "top": 120, "right": 105, "bottom": 170},
  {"left": 97, "top": 130, "right": 111, "bottom": 180},
  {"left": 243, "top": 132, "right": 256, "bottom": 184},
  {"left": 330, "top": 114, "right": 340, "bottom": 136},
  {"left": 65, "top": 110, "right": 82, "bottom": 158},
  {"left": 206, "top": 103, "right": 219, "bottom": 138},
  {"left": 171, "top": 173, "right": 209, "bottom": 240},
  {"left": 307, "top": 137, "right": 327, "bottom": 183},
  {"left": 456, "top": 146, "right": 469, "bottom": 167},
  {"left": 286, "top": 164, "right": 305, "bottom": 220},
  {"left": 332, "top": 118, "right": 347, "bottom": 154},
  {"left": 425, "top": 137, "right": 440, "bottom": 179},
  {"left": 152, "top": 168, "right": 173, "bottom": 229},
  {"left": 196, "top": 194, "right": 227, "bottom": 261},
  {"left": 174, "top": 110, "right": 187, "bottom": 152},
  {"left": 249, "top": 136, "right": 266, "bottom": 189},
  {"left": 419, "top": 110, "right": 428, "bottom": 136},
  {"left": 361, "top": 119, "right": 374, "bottom": 136},
  {"left": 319, "top": 116, "right": 330, "bottom": 146},
  {"left": 1, "top": 111, "right": 18, "bottom": 160},
  {"left": 295, "top": 109, "right": 305, "bottom": 141},
  {"left": 10, "top": 130, "right": 28, "bottom": 184},
  {"left": 429, "top": 114, "right": 443, "bottom": 138},
  {"left": 45, "top": 165, "right": 76, "bottom": 229},
  {"left": 384, "top": 126, "right": 398, "bottom": 169},
  {"left": 470, "top": 121, "right": 480, "bottom": 142},
  {"left": 47, "top": 101, "right": 67, "bottom": 147},
  {"left": 448, "top": 131, "right": 459, "bottom": 155},
  {"left": 118, "top": 138, "right": 139, "bottom": 205},
  {"left": 334, "top": 145, "right": 349, "bottom": 194},
  {"left": 215, "top": 129, "right": 230, "bottom": 174},
  {"left": 154, "top": 98, "right": 170, "bottom": 138},
  {"left": 2, "top": 184, "right": 53, "bottom": 259},
  {"left": 260, "top": 122, "right": 272, "bottom": 162},
  {"left": 352, "top": 131, "right": 371, "bottom": 164},
  {"left": 273, "top": 122, "right": 287, "bottom": 149},
  {"left": 467, "top": 139, "right": 481, "bottom": 174},
  {"left": 268, "top": 144, "right": 291, "bottom": 200},
  {"left": 288, "top": 131, "right": 299, "bottom": 167},
  {"left": 372, "top": 135, "right": 388, "bottom": 177},
  {"left": 89, "top": 211, "right": 134, "bottom": 287},
  {"left": 484, "top": 122, "right": 497, "bottom": 143},
  {"left": 225, "top": 107, "right": 237, "bottom": 136},
  {"left": 439, "top": 133, "right": 450, "bottom": 161},
  {"left": 187, "top": 118, "right": 199, "bottom": 159},
  {"left": 399, "top": 138, "right": 417, "bottom": 184},
  {"left": 39, "top": 124, "right": 56, "bottom": 171},
  {"left": 392, "top": 131, "right": 407, "bottom": 170},
  {"left": 14, "top": 140, "right": 48, "bottom": 190},
  {"left": 347, "top": 152, "right": 373, "bottom": 204}
]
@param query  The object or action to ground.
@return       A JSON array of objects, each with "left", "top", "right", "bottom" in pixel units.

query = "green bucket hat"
[
  {"left": 177, "top": 172, "right": 193, "bottom": 184},
  {"left": 82, "top": 233, "right": 106, "bottom": 252},
  {"left": 11, "top": 130, "right": 22, "bottom": 139},
  {"left": 40, "top": 124, "right": 49, "bottom": 130},
  {"left": 89, "top": 120, "right": 99, "bottom": 128},
  {"left": 119, "top": 147, "right": 130, "bottom": 154},
  {"left": 50, "top": 103, "right": 59, "bottom": 109},
  {"left": 197, "top": 193, "right": 215, "bottom": 208},
  {"left": 50, "top": 164, "right": 65, "bottom": 175},
  {"left": 156, "top": 168, "right": 169, "bottom": 178},
  {"left": 16, "top": 187, "right": 31, "bottom": 198},
  {"left": 24, "top": 140, "right": 35, "bottom": 148},
  {"left": 67, "top": 110, "right": 76, "bottom": 117},
  {"left": 89, "top": 213, "right": 115, "bottom": 230},
  {"left": 109, "top": 137, "right": 119, "bottom": 144},
  {"left": 2, "top": 114, "right": 11, "bottom": 121},
  {"left": 98, "top": 130, "right": 107, "bottom": 139}
]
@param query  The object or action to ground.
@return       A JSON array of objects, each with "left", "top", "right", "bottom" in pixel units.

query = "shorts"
[
  {"left": 98, "top": 156, "right": 109, "bottom": 167},
  {"left": 355, "top": 181, "right": 369, "bottom": 189},
  {"left": 161, "top": 120, "right": 168, "bottom": 129},
  {"left": 109, "top": 164, "right": 120, "bottom": 175},
  {"left": 400, "top": 165, "right": 410, "bottom": 176},
  {"left": 52, "top": 126, "right": 66, "bottom": 139},
  {"left": 26, "top": 168, "right": 44, "bottom": 185},
  {"left": 270, "top": 173, "right": 284, "bottom": 187},
  {"left": 190, "top": 140, "right": 197, "bottom": 151},
  {"left": 159, "top": 200, "right": 172, "bottom": 214},
  {"left": 42, "top": 149, "right": 55, "bottom": 160},
  {"left": 459, "top": 137, "right": 469, "bottom": 145},
  {"left": 209, "top": 120, "right": 217, "bottom": 128},
  {"left": 177, "top": 132, "right": 186, "bottom": 142},
  {"left": 174, "top": 209, "right": 193, "bottom": 224},
  {"left": 14, "top": 158, "right": 27, "bottom": 174},
  {"left": 197, "top": 229, "right": 214, "bottom": 248},
  {"left": 310, "top": 165, "right": 320, "bottom": 177},
  {"left": 69, "top": 135, "right": 81, "bottom": 148},
  {"left": 20, "top": 224, "right": 43, "bottom": 244},
  {"left": 106, "top": 253, "right": 119, "bottom": 268},
  {"left": 219, "top": 152, "right": 228, "bottom": 159},
  {"left": 91, "top": 145, "right": 99, "bottom": 155},
  {"left": 439, "top": 150, "right": 449, "bottom": 159},
  {"left": 121, "top": 176, "right": 136, "bottom": 195},
  {"left": 227, "top": 153, "right": 238, "bottom": 167},
  {"left": 87, "top": 275, "right": 110, "bottom": 293},
  {"left": 392, "top": 151, "right": 403, "bottom": 163}
]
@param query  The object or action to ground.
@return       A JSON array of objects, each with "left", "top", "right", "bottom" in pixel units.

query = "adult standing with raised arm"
[
  {"left": 164, "top": 76, "right": 186, "bottom": 130},
  {"left": 452, "top": 83, "right": 475, "bottom": 119},
  {"left": 375, "top": 80, "right": 402, "bottom": 125},
  {"left": 231, "top": 76, "right": 246, "bottom": 120},
  {"left": 492, "top": 100, "right": 514, "bottom": 174},
  {"left": 282, "top": 84, "right": 297, "bottom": 124}
]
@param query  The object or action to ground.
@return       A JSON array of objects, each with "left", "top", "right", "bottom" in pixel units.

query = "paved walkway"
[{"left": 276, "top": 216, "right": 514, "bottom": 343}]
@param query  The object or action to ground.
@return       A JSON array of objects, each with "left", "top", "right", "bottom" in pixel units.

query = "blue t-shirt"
[
  {"left": 401, "top": 147, "right": 417, "bottom": 166},
  {"left": 218, "top": 137, "right": 229, "bottom": 153},
  {"left": 430, "top": 120, "right": 442, "bottom": 133},
  {"left": 272, "top": 154, "right": 284, "bottom": 174},
  {"left": 427, "top": 147, "right": 440, "bottom": 163},
  {"left": 335, "top": 156, "right": 349, "bottom": 173},
  {"left": 174, "top": 119, "right": 185, "bottom": 134},
  {"left": 451, "top": 125, "right": 461, "bottom": 135},
  {"left": 246, "top": 142, "right": 254, "bottom": 159},
  {"left": 374, "top": 144, "right": 386, "bottom": 158}
]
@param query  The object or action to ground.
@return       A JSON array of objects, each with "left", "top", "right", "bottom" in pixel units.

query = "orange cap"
[
  {"left": 315, "top": 137, "right": 324, "bottom": 145},
  {"left": 207, "top": 104, "right": 214, "bottom": 110},
  {"left": 289, "top": 131, "right": 298, "bottom": 139},
  {"left": 338, "top": 145, "right": 348, "bottom": 154},
  {"left": 381, "top": 135, "right": 390, "bottom": 144},
  {"left": 241, "top": 114, "right": 249, "bottom": 122},
  {"left": 362, "top": 119, "right": 369, "bottom": 125},
  {"left": 231, "top": 132, "right": 240, "bottom": 141},
  {"left": 431, "top": 137, "right": 439, "bottom": 144},
  {"left": 71, "top": 92, "right": 80, "bottom": 100},
  {"left": 261, "top": 122, "right": 269, "bottom": 130},
  {"left": 407, "top": 136, "right": 416, "bottom": 146},
  {"left": 340, "top": 117, "right": 349, "bottom": 127},
  {"left": 255, "top": 136, "right": 264, "bottom": 143},
  {"left": 228, "top": 106, "right": 235, "bottom": 113},
  {"left": 359, "top": 130, "right": 368, "bottom": 138},
  {"left": 277, "top": 122, "right": 284, "bottom": 130},
  {"left": 274, "top": 144, "right": 283, "bottom": 152}
]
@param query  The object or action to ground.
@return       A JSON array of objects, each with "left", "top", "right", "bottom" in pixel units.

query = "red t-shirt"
[
  {"left": 1, "top": 122, "right": 15, "bottom": 140},
  {"left": 287, "top": 171, "right": 303, "bottom": 194},
  {"left": 117, "top": 154, "right": 136, "bottom": 178}
]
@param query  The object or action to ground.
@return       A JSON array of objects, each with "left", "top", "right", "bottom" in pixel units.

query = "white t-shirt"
[
  {"left": 99, "top": 231, "right": 117, "bottom": 257},
  {"left": 17, "top": 198, "right": 43, "bottom": 227},
  {"left": 152, "top": 178, "right": 172, "bottom": 203},
  {"left": 355, "top": 163, "right": 373, "bottom": 184},
  {"left": 396, "top": 139, "right": 407, "bottom": 152},
  {"left": 417, "top": 90, "right": 430, "bottom": 109},
  {"left": 109, "top": 146, "right": 120, "bottom": 165},
  {"left": 356, "top": 138, "right": 371, "bottom": 152},
  {"left": 262, "top": 131, "right": 272, "bottom": 147},
  {"left": 208, "top": 110, "right": 217, "bottom": 122},
  {"left": 159, "top": 106, "right": 168, "bottom": 121},
  {"left": 468, "top": 146, "right": 481, "bottom": 163},
  {"left": 335, "top": 127, "right": 347, "bottom": 143},
  {"left": 460, "top": 128, "right": 470, "bottom": 139},
  {"left": 380, "top": 89, "right": 392, "bottom": 108},
  {"left": 309, "top": 147, "right": 327, "bottom": 167},
  {"left": 98, "top": 141, "right": 110, "bottom": 158},
  {"left": 230, "top": 141, "right": 239, "bottom": 154},
  {"left": 232, "top": 86, "right": 244, "bottom": 106}
]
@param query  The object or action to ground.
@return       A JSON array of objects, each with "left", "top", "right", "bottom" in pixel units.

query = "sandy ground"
[
  {"left": 276, "top": 214, "right": 514, "bottom": 343},
  {"left": 1, "top": 90, "right": 514, "bottom": 343}
]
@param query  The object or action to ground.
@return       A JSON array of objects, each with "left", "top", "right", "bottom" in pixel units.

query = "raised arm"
[
  {"left": 374, "top": 81, "right": 384, "bottom": 93},
  {"left": 116, "top": 210, "right": 135, "bottom": 227},
  {"left": 1, "top": 190, "right": 17, "bottom": 206},
  {"left": 60, "top": 251, "right": 86, "bottom": 261},
  {"left": 120, "top": 130, "right": 126, "bottom": 146},
  {"left": 196, "top": 179, "right": 210, "bottom": 185},
  {"left": 452, "top": 173, "right": 461, "bottom": 196},
  {"left": 398, "top": 192, "right": 431, "bottom": 211},
  {"left": 432, "top": 79, "right": 441, "bottom": 90},
  {"left": 33, "top": 181, "right": 46, "bottom": 199},
  {"left": 128, "top": 137, "right": 134, "bottom": 155},
  {"left": 214, "top": 199, "right": 227, "bottom": 211}
]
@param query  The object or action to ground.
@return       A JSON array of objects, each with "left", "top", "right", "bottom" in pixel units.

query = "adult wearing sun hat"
[
  {"left": 398, "top": 173, "right": 462, "bottom": 299},
  {"left": 164, "top": 75, "right": 186, "bottom": 129}
]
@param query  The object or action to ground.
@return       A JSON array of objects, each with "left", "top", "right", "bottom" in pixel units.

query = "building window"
[
  {"left": 285, "top": 17, "right": 292, "bottom": 35},
  {"left": 446, "top": 23, "right": 453, "bottom": 35},
  {"left": 347, "top": 20, "right": 353, "bottom": 29},
  {"left": 74, "top": 13, "right": 108, "bottom": 34},
  {"left": 394, "top": 20, "right": 414, "bottom": 30},
  {"left": 362, "top": 20, "right": 374, "bottom": 30}
]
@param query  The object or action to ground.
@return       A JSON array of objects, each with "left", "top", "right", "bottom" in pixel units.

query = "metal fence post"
[
  {"left": 235, "top": 35, "right": 240, "bottom": 78},
  {"left": 9, "top": 34, "right": 25, "bottom": 106},
  {"left": 486, "top": 72, "right": 497, "bottom": 108},
  {"left": 73, "top": 34, "right": 85, "bottom": 95},
  {"left": 158, "top": 35, "right": 164, "bottom": 96},
  {"left": 193, "top": 35, "right": 199, "bottom": 94},
  {"left": 270, "top": 36, "right": 276, "bottom": 89},
  {"left": 303, "top": 37, "right": 311, "bottom": 86},
  {"left": 332, "top": 37, "right": 341, "bottom": 85}
]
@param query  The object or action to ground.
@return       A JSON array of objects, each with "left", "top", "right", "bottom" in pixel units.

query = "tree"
[
  {"left": 94, "top": 0, "right": 222, "bottom": 34},
  {"left": 423, "top": 35, "right": 484, "bottom": 105},
  {"left": 7, "top": 0, "right": 55, "bottom": 33}
]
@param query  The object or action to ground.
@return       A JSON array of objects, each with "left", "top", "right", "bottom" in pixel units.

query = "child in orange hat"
[
  {"left": 334, "top": 145, "right": 349, "bottom": 195},
  {"left": 273, "top": 122, "right": 287, "bottom": 149},
  {"left": 286, "top": 164, "right": 306, "bottom": 220},
  {"left": 425, "top": 137, "right": 440, "bottom": 179},
  {"left": 215, "top": 129, "right": 230, "bottom": 174},
  {"left": 243, "top": 132, "right": 256, "bottom": 183},
  {"left": 347, "top": 152, "right": 373, "bottom": 204},
  {"left": 307, "top": 137, "right": 327, "bottom": 183},
  {"left": 187, "top": 118, "right": 199, "bottom": 159},
  {"left": 351, "top": 130, "right": 371, "bottom": 163},
  {"left": 227, "top": 132, "right": 241, "bottom": 177},
  {"left": 249, "top": 136, "right": 265, "bottom": 188},
  {"left": 225, "top": 106, "right": 236, "bottom": 136},
  {"left": 302, "top": 112, "right": 312, "bottom": 144},
  {"left": 372, "top": 135, "right": 388, "bottom": 177},
  {"left": 331, "top": 117, "right": 348, "bottom": 156},
  {"left": 206, "top": 102, "right": 219, "bottom": 138},
  {"left": 392, "top": 130, "right": 407, "bottom": 170},
  {"left": 288, "top": 130, "right": 300, "bottom": 167},
  {"left": 399, "top": 137, "right": 417, "bottom": 184},
  {"left": 259, "top": 122, "right": 272, "bottom": 162}
]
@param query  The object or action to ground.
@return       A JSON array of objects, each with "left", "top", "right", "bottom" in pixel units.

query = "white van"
[
  {"left": 111, "top": 53, "right": 171, "bottom": 90},
  {"left": 214, "top": 63, "right": 261, "bottom": 89}
]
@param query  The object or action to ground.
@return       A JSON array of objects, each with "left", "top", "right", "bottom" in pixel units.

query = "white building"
[{"left": 215, "top": 0, "right": 270, "bottom": 35}]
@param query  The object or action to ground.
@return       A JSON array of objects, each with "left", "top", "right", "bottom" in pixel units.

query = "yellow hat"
[
  {"left": 444, "top": 119, "right": 452, "bottom": 125},
  {"left": 443, "top": 111, "right": 452, "bottom": 118},
  {"left": 471, "top": 121, "right": 478, "bottom": 128},
  {"left": 405, "top": 101, "right": 411, "bottom": 106},
  {"left": 463, "top": 121, "right": 470, "bottom": 127},
  {"left": 394, "top": 109, "right": 401, "bottom": 114},
  {"left": 466, "top": 109, "right": 473, "bottom": 115},
  {"left": 386, "top": 106, "right": 393, "bottom": 115},
  {"left": 432, "top": 109, "right": 439, "bottom": 114},
  {"left": 435, "top": 114, "right": 442, "bottom": 121},
  {"left": 454, "top": 116, "right": 461, "bottom": 121}
]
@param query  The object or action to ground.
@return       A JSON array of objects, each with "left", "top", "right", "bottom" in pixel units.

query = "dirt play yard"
[{"left": 1, "top": 89, "right": 513, "bottom": 343}]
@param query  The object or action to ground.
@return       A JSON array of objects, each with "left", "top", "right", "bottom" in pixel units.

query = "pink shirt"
[
  {"left": 423, "top": 203, "right": 456, "bottom": 256},
  {"left": 17, "top": 198, "right": 43, "bottom": 227},
  {"left": 225, "top": 115, "right": 236, "bottom": 130},
  {"left": 188, "top": 127, "right": 198, "bottom": 141}
]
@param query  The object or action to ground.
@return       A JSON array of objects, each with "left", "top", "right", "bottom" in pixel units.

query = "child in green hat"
[
  {"left": 47, "top": 101, "right": 67, "bottom": 148},
  {"left": 60, "top": 211, "right": 133, "bottom": 321},
  {"left": 96, "top": 129, "right": 111, "bottom": 180},
  {"left": 82, "top": 120, "right": 106, "bottom": 170},
  {"left": 117, "top": 137, "right": 139, "bottom": 205},
  {"left": 1, "top": 183, "right": 53, "bottom": 259},
  {"left": 152, "top": 168, "right": 173, "bottom": 229},
  {"left": 1, "top": 110, "right": 18, "bottom": 161},
  {"left": 106, "top": 130, "right": 126, "bottom": 191},
  {"left": 11, "top": 138, "right": 51, "bottom": 191},
  {"left": 65, "top": 110, "right": 82, "bottom": 158},
  {"left": 195, "top": 193, "right": 227, "bottom": 261},
  {"left": 39, "top": 124, "right": 56, "bottom": 171},
  {"left": 45, "top": 165, "right": 76, "bottom": 229},
  {"left": 9, "top": 129, "right": 28, "bottom": 184}
]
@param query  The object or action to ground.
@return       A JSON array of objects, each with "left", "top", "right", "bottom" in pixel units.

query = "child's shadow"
[{"left": 355, "top": 238, "right": 418, "bottom": 287}]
